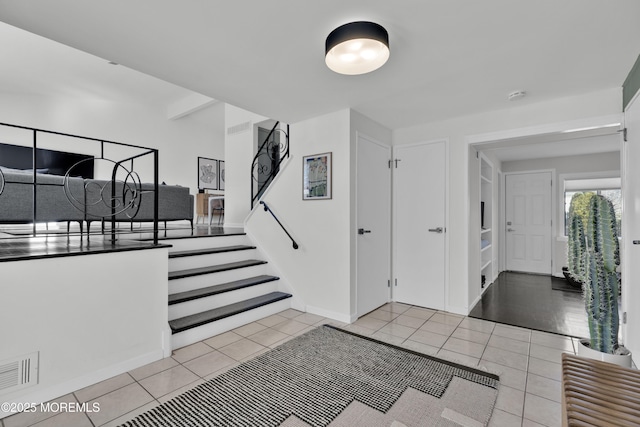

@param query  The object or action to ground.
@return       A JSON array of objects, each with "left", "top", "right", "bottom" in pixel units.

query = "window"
[{"left": 563, "top": 177, "right": 621, "bottom": 236}]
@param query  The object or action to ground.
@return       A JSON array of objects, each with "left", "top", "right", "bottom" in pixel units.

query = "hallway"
[{"left": 469, "top": 272, "right": 588, "bottom": 338}]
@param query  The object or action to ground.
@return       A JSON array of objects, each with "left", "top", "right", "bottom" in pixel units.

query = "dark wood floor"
[
  {"left": 0, "top": 225, "right": 242, "bottom": 261},
  {"left": 469, "top": 271, "right": 589, "bottom": 338}
]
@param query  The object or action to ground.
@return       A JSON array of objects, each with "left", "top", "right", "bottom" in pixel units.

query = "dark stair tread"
[
  {"left": 142, "top": 230, "right": 246, "bottom": 242},
  {"left": 169, "top": 275, "right": 279, "bottom": 305},
  {"left": 170, "top": 292, "right": 292, "bottom": 334},
  {"left": 169, "top": 259, "right": 267, "bottom": 280},
  {"left": 169, "top": 245, "right": 256, "bottom": 259}
]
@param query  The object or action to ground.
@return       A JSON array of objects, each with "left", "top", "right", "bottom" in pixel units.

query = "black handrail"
[{"left": 259, "top": 201, "right": 298, "bottom": 249}]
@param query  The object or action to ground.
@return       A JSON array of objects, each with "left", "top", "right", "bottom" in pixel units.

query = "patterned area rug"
[{"left": 121, "top": 326, "right": 499, "bottom": 427}]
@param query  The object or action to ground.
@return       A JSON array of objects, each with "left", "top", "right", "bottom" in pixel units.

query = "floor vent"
[
  {"left": 227, "top": 121, "right": 251, "bottom": 135},
  {"left": 0, "top": 352, "right": 38, "bottom": 395}
]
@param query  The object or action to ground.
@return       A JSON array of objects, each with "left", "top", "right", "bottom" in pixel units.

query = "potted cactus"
[
  {"left": 567, "top": 194, "right": 631, "bottom": 366},
  {"left": 563, "top": 193, "right": 590, "bottom": 288}
]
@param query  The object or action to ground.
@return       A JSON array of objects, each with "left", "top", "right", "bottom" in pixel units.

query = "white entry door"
[
  {"left": 622, "top": 91, "right": 640, "bottom": 356},
  {"left": 356, "top": 134, "right": 391, "bottom": 316},
  {"left": 394, "top": 141, "right": 446, "bottom": 310},
  {"left": 505, "top": 172, "right": 552, "bottom": 274}
]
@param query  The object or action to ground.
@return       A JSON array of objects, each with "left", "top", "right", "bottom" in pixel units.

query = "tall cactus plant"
[
  {"left": 573, "top": 194, "right": 620, "bottom": 354},
  {"left": 567, "top": 194, "right": 587, "bottom": 285}
]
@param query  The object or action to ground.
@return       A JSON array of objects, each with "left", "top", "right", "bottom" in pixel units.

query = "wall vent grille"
[
  {"left": 0, "top": 352, "right": 38, "bottom": 395},
  {"left": 227, "top": 121, "right": 251, "bottom": 135}
]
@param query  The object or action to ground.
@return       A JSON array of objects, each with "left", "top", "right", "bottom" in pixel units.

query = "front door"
[
  {"left": 394, "top": 141, "right": 446, "bottom": 310},
  {"left": 356, "top": 134, "right": 391, "bottom": 316},
  {"left": 505, "top": 171, "right": 552, "bottom": 274}
]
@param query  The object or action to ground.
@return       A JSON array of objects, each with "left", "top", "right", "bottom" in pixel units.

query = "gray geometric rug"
[{"left": 121, "top": 326, "right": 499, "bottom": 427}]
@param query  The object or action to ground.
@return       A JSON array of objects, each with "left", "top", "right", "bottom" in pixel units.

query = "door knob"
[
  {"left": 358, "top": 228, "right": 372, "bottom": 235},
  {"left": 507, "top": 228, "right": 515, "bottom": 232},
  {"left": 428, "top": 227, "right": 444, "bottom": 233}
]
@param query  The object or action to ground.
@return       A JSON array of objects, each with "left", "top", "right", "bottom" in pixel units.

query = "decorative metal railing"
[
  {"left": 0, "top": 122, "right": 160, "bottom": 245},
  {"left": 251, "top": 122, "right": 289, "bottom": 209}
]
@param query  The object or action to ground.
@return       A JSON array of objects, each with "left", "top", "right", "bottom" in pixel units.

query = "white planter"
[{"left": 577, "top": 339, "right": 633, "bottom": 368}]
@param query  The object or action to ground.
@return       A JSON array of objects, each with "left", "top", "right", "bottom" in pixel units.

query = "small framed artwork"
[
  {"left": 303, "top": 152, "right": 332, "bottom": 200},
  {"left": 218, "top": 160, "right": 225, "bottom": 191},
  {"left": 198, "top": 157, "right": 218, "bottom": 190}
]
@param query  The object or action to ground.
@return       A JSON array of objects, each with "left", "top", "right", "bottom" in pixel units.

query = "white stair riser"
[
  {"left": 171, "top": 298, "right": 292, "bottom": 350},
  {"left": 168, "top": 264, "right": 268, "bottom": 294},
  {"left": 167, "top": 234, "right": 249, "bottom": 252},
  {"left": 169, "top": 249, "right": 258, "bottom": 271},
  {"left": 168, "top": 281, "right": 279, "bottom": 320}
]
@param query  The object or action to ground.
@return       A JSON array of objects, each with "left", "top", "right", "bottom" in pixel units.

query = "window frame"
[{"left": 558, "top": 171, "right": 621, "bottom": 239}]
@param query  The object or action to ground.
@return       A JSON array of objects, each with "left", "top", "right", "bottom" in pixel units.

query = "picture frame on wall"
[
  {"left": 198, "top": 157, "right": 218, "bottom": 190},
  {"left": 218, "top": 160, "right": 225, "bottom": 191},
  {"left": 303, "top": 152, "right": 332, "bottom": 200}
]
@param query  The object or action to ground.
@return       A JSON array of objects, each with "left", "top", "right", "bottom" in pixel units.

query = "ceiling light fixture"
[{"left": 325, "top": 21, "right": 389, "bottom": 75}]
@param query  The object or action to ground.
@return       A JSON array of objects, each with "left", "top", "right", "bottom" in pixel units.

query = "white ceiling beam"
[{"left": 167, "top": 93, "right": 218, "bottom": 120}]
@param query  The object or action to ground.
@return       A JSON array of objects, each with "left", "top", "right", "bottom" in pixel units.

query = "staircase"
[{"left": 166, "top": 229, "right": 292, "bottom": 349}]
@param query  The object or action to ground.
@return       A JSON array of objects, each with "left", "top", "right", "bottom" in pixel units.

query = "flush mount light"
[{"left": 325, "top": 21, "right": 389, "bottom": 75}]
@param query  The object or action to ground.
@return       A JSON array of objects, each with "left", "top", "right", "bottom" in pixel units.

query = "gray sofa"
[{"left": 0, "top": 169, "right": 194, "bottom": 231}]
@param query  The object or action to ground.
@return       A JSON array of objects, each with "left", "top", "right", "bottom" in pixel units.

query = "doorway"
[
  {"left": 470, "top": 116, "right": 623, "bottom": 336},
  {"left": 356, "top": 133, "right": 391, "bottom": 316}
]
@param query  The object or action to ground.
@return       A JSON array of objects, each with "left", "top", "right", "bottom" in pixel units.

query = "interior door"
[
  {"left": 356, "top": 134, "right": 391, "bottom": 316},
  {"left": 622, "top": 91, "right": 640, "bottom": 356},
  {"left": 505, "top": 172, "right": 552, "bottom": 274},
  {"left": 394, "top": 141, "right": 446, "bottom": 310}
]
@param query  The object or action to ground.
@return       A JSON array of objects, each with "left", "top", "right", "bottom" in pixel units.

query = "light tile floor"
[{"left": 3, "top": 303, "right": 576, "bottom": 427}]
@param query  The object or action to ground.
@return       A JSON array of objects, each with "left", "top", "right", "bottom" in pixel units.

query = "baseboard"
[
  {"left": 0, "top": 349, "right": 163, "bottom": 419},
  {"left": 305, "top": 305, "right": 352, "bottom": 324},
  {"left": 445, "top": 304, "right": 469, "bottom": 316}
]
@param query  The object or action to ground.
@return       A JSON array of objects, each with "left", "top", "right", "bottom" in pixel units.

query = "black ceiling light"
[{"left": 325, "top": 21, "right": 390, "bottom": 75}]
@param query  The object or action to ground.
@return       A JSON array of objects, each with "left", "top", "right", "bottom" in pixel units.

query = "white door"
[
  {"left": 356, "top": 134, "right": 391, "bottom": 316},
  {"left": 622, "top": 91, "right": 640, "bottom": 356},
  {"left": 394, "top": 141, "right": 446, "bottom": 310},
  {"left": 505, "top": 172, "right": 552, "bottom": 274}
]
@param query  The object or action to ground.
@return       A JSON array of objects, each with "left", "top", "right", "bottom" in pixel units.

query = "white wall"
[
  {"left": 501, "top": 151, "right": 620, "bottom": 277},
  {"left": 244, "top": 109, "right": 392, "bottom": 322},
  {"left": 0, "top": 92, "right": 224, "bottom": 196},
  {"left": 0, "top": 248, "right": 169, "bottom": 418},
  {"left": 223, "top": 104, "right": 268, "bottom": 226},
  {"left": 245, "top": 109, "right": 352, "bottom": 321},
  {"left": 394, "top": 88, "right": 623, "bottom": 314}
]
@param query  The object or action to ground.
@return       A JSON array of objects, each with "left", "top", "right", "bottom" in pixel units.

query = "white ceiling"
[
  {"left": 0, "top": 0, "right": 638, "bottom": 132},
  {"left": 0, "top": 21, "right": 191, "bottom": 105}
]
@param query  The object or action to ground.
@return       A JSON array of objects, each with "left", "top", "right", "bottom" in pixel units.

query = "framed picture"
[
  {"left": 218, "top": 160, "right": 225, "bottom": 191},
  {"left": 198, "top": 157, "right": 218, "bottom": 190},
  {"left": 303, "top": 152, "right": 332, "bottom": 200}
]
